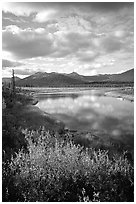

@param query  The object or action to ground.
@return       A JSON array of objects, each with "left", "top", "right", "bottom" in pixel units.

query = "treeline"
[
  {"left": 17, "top": 81, "right": 134, "bottom": 88},
  {"left": 85, "top": 81, "right": 134, "bottom": 87}
]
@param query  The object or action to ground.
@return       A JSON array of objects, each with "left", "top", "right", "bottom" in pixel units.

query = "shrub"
[{"left": 3, "top": 128, "right": 134, "bottom": 202}]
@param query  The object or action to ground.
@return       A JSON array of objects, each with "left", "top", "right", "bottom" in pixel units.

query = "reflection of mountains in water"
[
  {"left": 14, "top": 68, "right": 134, "bottom": 87},
  {"left": 37, "top": 93, "right": 79, "bottom": 100}
]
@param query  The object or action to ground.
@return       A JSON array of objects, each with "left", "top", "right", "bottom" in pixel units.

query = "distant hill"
[
  {"left": 66, "top": 72, "right": 109, "bottom": 82},
  {"left": 2, "top": 77, "right": 21, "bottom": 84},
  {"left": 15, "top": 68, "right": 134, "bottom": 87},
  {"left": 16, "top": 72, "right": 86, "bottom": 87},
  {"left": 108, "top": 69, "right": 134, "bottom": 82},
  {"left": 68, "top": 69, "right": 134, "bottom": 82},
  {"left": 83, "top": 74, "right": 111, "bottom": 82}
]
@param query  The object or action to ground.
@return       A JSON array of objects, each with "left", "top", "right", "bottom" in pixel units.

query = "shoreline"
[
  {"left": 23, "top": 86, "right": 134, "bottom": 101},
  {"left": 27, "top": 87, "right": 134, "bottom": 155}
]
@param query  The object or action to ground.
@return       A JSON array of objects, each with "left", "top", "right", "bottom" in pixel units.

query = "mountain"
[
  {"left": 16, "top": 68, "right": 134, "bottom": 87},
  {"left": 68, "top": 69, "right": 134, "bottom": 82},
  {"left": 109, "top": 68, "right": 134, "bottom": 82},
  {"left": 83, "top": 74, "right": 111, "bottom": 82},
  {"left": 67, "top": 72, "right": 86, "bottom": 81},
  {"left": 2, "top": 77, "right": 21, "bottom": 84},
  {"left": 16, "top": 72, "right": 86, "bottom": 87},
  {"left": 65, "top": 72, "right": 110, "bottom": 82}
]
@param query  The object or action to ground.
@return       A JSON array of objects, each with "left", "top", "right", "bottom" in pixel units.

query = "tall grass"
[{"left": 3, "top": 128, "right": 134, "bottom": 202}]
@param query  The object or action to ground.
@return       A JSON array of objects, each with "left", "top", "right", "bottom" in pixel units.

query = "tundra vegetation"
[{"left": 2, "top": 84, "right": 134, "bottom": 202}]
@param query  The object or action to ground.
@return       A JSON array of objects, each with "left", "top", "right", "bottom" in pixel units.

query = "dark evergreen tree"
[{"left": 12, "top": 69, "right": 15, "bottom": 94}]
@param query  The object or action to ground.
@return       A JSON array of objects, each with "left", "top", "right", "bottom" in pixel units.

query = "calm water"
[{"left": 36, "top": 90, "right": 134, "bottom": 148}]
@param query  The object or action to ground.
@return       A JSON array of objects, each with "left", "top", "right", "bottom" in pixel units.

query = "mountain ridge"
[{"left": 3, "top": 68, "right": 134, "bottom": 87}]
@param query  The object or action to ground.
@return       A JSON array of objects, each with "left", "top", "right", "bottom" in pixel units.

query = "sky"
[{"left": 2, "top": 2, "right": 134, "bottom": 78}]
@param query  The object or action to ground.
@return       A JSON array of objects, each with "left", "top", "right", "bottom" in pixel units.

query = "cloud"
[
  {"left": 52, "top": 30, "right": 126, "bottom": 61},
  {"left": 114, "top": 30, "right": 126, "bottom": 38},
  {"left": 3, "top": 2, "right": 133, "bottom": 18},
  {"left": 34, "top": 9, "right": 58, "bottom": 23},
  {"left": 2, "top": 59, "right": 24, "bottom": 68},
  {"left": 46, "top": 23, "right": 59, "bottom": 33},
  {"left": 2, "top": 25, "right": 56, "bottom": 59},
  {"left": 51, "top": 31, "right": 94, "bottom": 58},
  {"left": 77, "top": 51, "right": 99, "bottom": 62},
  {"left": 65, "top": 32, "right": 91, "bottom": 49},
  {"left": 101, "top": 36, "right": 124, "bottom": 53},
  {"left": 2, "top": 2, "right": 35, "bottom": 16},
  {"left": 14, "top": 68, "right": 36, "bottom": 76}
]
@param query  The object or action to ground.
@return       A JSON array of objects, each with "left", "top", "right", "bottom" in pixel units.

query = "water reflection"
[{"left": 36, "top": 91, "right": 134, "bottom": 148}]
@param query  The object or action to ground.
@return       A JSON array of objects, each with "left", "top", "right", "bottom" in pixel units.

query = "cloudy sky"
[{"left": 2, "top": 2, "right": 134, "bottom": 78}]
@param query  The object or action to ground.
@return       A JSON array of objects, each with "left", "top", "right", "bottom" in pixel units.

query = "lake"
[{"left": 36, "top": 89, "right": 134, "bottom": 149}]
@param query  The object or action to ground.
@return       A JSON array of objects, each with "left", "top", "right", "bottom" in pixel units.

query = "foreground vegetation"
[
  {"left": 3, "top": 129, "right": 134, "bottom": 202},
  {"left": 2, "top": 85, "right": 134, "bottom": 202}
]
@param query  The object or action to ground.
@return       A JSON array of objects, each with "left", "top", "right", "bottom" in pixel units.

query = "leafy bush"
[{"left": 3, "top": 128, "right": 134, "bottom": 202}]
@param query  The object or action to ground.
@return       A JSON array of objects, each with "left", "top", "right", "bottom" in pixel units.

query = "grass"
[{"left": 3, "top": 128, "right": 134, "bottom": 202}]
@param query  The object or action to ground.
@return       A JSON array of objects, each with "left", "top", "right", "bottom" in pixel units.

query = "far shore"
[{"left": 20, "top": 86, "right": 134, "bottom": 102}]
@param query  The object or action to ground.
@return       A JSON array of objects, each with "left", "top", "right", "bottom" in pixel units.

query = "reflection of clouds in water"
[
  {"left": 37, "top": 92, "right": 133, "bottom": 147},
  {"left": 111, "top": 129, "right": 121, "bottom": 137},
  {"left": 37, "top": 95, "right": 133, "bottom": 123},
  {"left": 117, "top": 97, "right": 124, "bottom": 101},
  {"left": 38, "top": 97, "right": 74, "bottom": 114},
  {"left": 82, "top": 95, "right": 96, "bottom": 102},
  {"left": 37, "top": 93, "right": 133, "bottom": 133},
  {"left": 93, "top": 103, "right": 100, "bottom": 108},
  {"left": 37, "top": 95, "right": 124, "bottom": 118},
  {"left": 98, "top": 104, "right": 114, "bottom": 113},
  {"left": 38, "top": 95, "right": 98, "bottom": 115},
  {"left": 38, "top": 95, "right": 106, "bottom": 115},
  {"left": 85, "top": 115, "right": 94, "bottom": 120},
  {"left": 92, "top": 121, "right": 100, "bottom": 129}
]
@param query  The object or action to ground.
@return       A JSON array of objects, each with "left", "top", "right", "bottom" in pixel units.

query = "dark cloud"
[
  {"left": 78, "top": 52, "right": 99, "bottom": 62},
  {"left": 52, "top": 32, "right": 93, "bottom": 58},
  {"left": 65, "top": 32, "right": 91, "bottom": 49},
  {"left": 3, "top": 2, "right": 133, "bottom": 26},
  {"left": 2, "top": 59, "right": 24, "bottom": 68},
  {"left": 87, "top": 2, "right": 133, "bottom": 12},
  {"left": 102, "top": 36, "right": 124, "bottom": 53},
  {"left": 51, "top": 48, "right": 72, "bottom": 58},
  {"left": 3, "top": 28, "right": 56, "bottom": 59},
  {"left": 48, "top": 31, "right": 93, "bottom": 58},
  {"left": 14, "top": 2, "right": 134, "bottom": 12}
]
